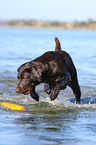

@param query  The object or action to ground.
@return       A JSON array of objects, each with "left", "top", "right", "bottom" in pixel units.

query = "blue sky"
[{"left": 0, "top": 0, "right": 96, "bottom": 22}]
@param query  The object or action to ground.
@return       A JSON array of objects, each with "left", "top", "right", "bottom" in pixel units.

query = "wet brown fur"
[{"left": 16, "top": 37, "right": 81, "bottom": 103}]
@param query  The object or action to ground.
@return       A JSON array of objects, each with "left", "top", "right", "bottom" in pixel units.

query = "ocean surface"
[{"left": 0, "top": 28, "right": 96, "bottom": 145}]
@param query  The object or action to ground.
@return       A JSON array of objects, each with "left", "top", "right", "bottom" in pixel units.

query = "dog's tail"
[{"left": 55, "top": 37, "right": 61, "bottom": 51}]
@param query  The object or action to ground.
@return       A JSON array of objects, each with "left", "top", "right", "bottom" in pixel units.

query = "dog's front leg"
[
  {"left": 30, "top": 86, "right": 39, "bottom": 102},
  {"left": 50, "top": 83, "right": 60, "bottom": 101}
]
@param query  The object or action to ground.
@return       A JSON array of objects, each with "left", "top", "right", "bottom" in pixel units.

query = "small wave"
[{"left": 39, "top": 95, "right": 96, "bottom": 110}]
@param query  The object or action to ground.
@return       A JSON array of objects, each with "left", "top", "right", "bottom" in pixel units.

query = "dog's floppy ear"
[{"left": 31, "top": 62, "right": 49, "bottom": 82}]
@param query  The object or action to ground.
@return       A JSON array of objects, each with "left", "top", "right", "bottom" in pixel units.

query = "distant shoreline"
[{"left": 0, "top": 19, "right": 96, "bottom": 30}]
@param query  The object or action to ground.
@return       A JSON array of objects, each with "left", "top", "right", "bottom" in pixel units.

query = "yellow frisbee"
[{"left": 0, "top": 102, "right": 25, "bottom": 111}]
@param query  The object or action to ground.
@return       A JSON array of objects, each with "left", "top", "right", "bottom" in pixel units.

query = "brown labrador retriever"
[{"left": 16, "top": 37, "right": 81, "bottom": 103}]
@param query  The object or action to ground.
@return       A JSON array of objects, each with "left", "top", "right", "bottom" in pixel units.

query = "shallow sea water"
[{"left": 0, "top": 28, "right": 96, "bottom": 145}]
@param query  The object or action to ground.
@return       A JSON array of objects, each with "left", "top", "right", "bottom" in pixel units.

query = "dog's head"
[{"left": 15, "top": 62, "right": 43, "bottom": 95}]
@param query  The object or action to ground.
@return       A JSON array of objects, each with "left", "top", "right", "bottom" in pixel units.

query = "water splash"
[{"left": 0, "top": 92, "right": 96, "bottom": 112}]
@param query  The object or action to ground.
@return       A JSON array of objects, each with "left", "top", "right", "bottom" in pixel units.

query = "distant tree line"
[{"left": 0, "top": 19, "right": 96, "bottom": 30}]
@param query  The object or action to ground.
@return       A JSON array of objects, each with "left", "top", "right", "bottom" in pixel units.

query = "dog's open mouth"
[
  {"left": 24, "top": 90, "right": 30, "bottom": 95},
  {"left": 23, "top": 86, "right": 34, "bottom": 95}
]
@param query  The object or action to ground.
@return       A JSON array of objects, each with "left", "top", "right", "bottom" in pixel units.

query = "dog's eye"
[
  {"left": 21, "top": 78, "right": 29, "bottom": 83},
  {"left": 25, "top": 80, "right": 28, "bottom": 83}
]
